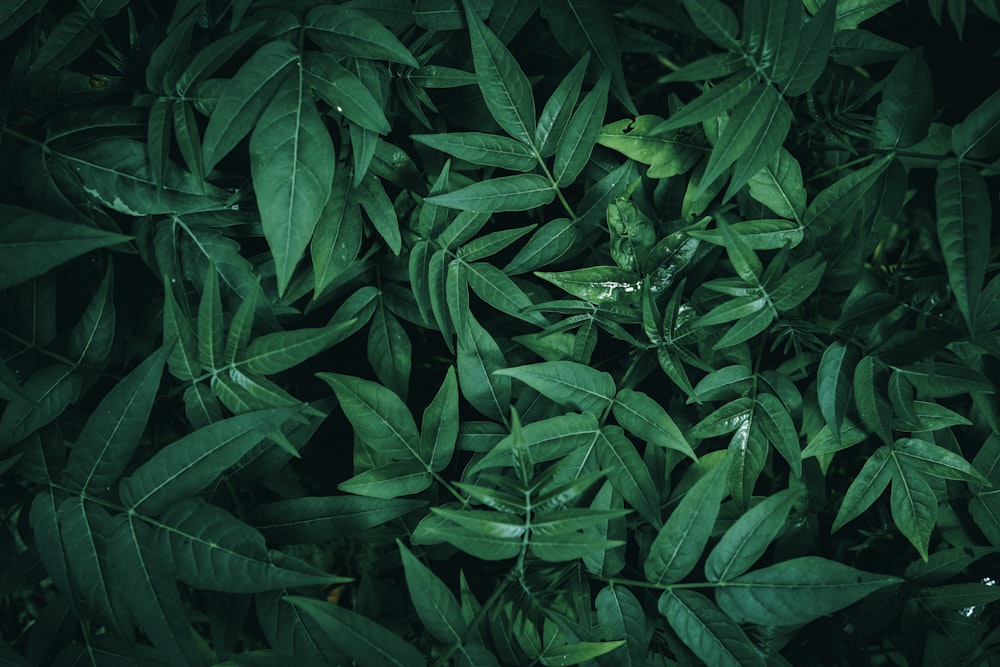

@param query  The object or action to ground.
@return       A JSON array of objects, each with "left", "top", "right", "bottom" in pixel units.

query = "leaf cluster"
[{"left": 1, "top": 0, "right": 1000, "bottom": 665}]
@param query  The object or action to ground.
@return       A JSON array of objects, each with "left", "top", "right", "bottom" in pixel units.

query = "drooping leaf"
[{"left": 716, "top": 556, "right": 902, "bottom": 625}]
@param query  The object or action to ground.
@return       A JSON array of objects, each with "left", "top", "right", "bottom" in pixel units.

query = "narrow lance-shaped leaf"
[
  {"left": 397, "top": 541, "right": 466, "bottom": 645},
  {"left": 658, "top": 590, "right": 765, "bottom": 667},
  {"left": 250, "top": 63, "right": 335, "bottom": 296},
  {"left": 242, "top": 318, "right": 357, "bottom": 375},
  {"left": 420, "top": 367, "right": 459, "bottom": 472},
  {"left": 936, "top": 160, "right": 991, "bottom": 330},
  {"left": 63, "top": 347, "right": 168, "bottom": 495},
  {"left": 817, "top": 341, "right": 858, "bottom": 442},
  {"left": 317, "top": 373, "right": 420, "bottom": 459},
  {"left": 597, "top": 426, "right": 661, "bottom": 527},
  {"left": 645, "top": 458, "right": 728, "bottom": 584},
  {"left": 832, "top": 446, "right": 893, "bottom": 531},
  {"left": 705, "top": 488, "right": 797, "bottom": 581},
  {"left": 496, "top": 361, "right": 615, "bottom": 414},
  {"left": 198, "top": 261, "right": 223, "bottom": 371},
  {"left": 554, "top": 72, "right": 610, "bottom": 187},
  {"left": 463, "top": 0, "right": 536, "bottom": 145},
  {"left": 613, "top": 388, "right": 696, "bottom": 459},
  {"left": 890, "top": 454, "right": 939, "bottom": 561},
  {"left": 119, "top": 406, "right": 301, "bottom": 515},
  {"left": 425, "top": 174, "right": 555, "bottom": 212},
  {"left": 68, "top": 261, "right": 116, "bottom": 364}
]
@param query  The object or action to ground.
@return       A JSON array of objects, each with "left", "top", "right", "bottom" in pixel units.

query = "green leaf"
[
  {"left": 935, "top": 160, "right": 991, "bottom": 330},
  {"left": 854, "top": 356, "right": 893, "bottom": 445},
  {"left": 285, "top": 596, "right": 426, "bottom": 667},
  {"left": 243, "top": 320, "right": 355, "bottom": 375},
  {"left": 397, "top": 541, "right": 466, "bottom": 645},
  {"left": 952, "top": 88, "right": 1000, "bottom": 159},
  {"left": 804, "top": 155, "right": 893, "bottom": 242},
  {"left": 553, "top": 72, "right": 611, "bottom": 187},
  {"left": 832, "top": 446, "right": 892, "bottom": 531},
  {"left": 705, "top": 488, "right": 798, "bottom": 582},
  {"left": 158, "top": 499, "right": 344, "bottom": 592},
  {"left": 162, "top": 281, "right": 201, "bottom": 382},
  {"left": 107, "top": 515, "right": 199, "bottom": 666},
  {"left": 597, "top": 115, "right": 702, "bottom": 179},
  {"left": 198, "top": 262, "right": 224, "bottom": 371},
  {"left": 745, "top": 149, "right": 806, "bottom": 222},
  {"left": 457, "top": 314, "right": 511, "bottom": 421},
  {"left": 68, "top": 262, "right": 115, "bottom": 364},
  {"left": 832, "top": 0, "right": 902, "bottom": 31},
  {"left": 0, "top": 205, "right": 130, "bottom": 289},
  {"left": 755, "top": 393, "right": 802, "bottom": 477},
  {"left": 463, "top": 0, "right": 536, "bottom": 145},
  {"left": 656, "top": 70, "right": 756, "bottom": 133},
  {"left": 119, "top": 407, "right": 300, "bottom": 515},
  {"left": 535, "top": 55, "right": 589, "bottom": 158},
  {"left": 318, "top": 373, "right": 419, "bottom": 459},
  {"left": 889, "top": 456, "right": 938, "bottom": 561},
  {"left": 250, "top": 65, "right": 335, "bottom": 296},
  {"left": 873, "top": 50, "right": 933, "bottom": 149},
  {"left": 680, "top": 0, "right": 741, "bottom": 50},
  {"left": 0, "top": 365, "right": 82, "bottom": 448},
  {"left": 368, "top": 301, "right": 411, "bottom": 399},
  {"left": 425, "top": 174, "right": 555, "bottom": 212},
  {"left": 312, "top": 170, "right": 363, "bottom": 295},
  {"left": 613, "top": 388, "right": 696, "bottom": 459},
  {"left": 539, "top": 0, "right": 635, "bottom": 115},
  {"left": 539, "top": 641, "right": 627, "bottom": 666},
  {"left": 781, "top": 0, "right": 836, "bottom": 96},
  {"left": 202, "top": 41, "right": 297, "bottom": 173},
  {"left": 535, "top": 265, "right": 640, "bottom": 308},
  {"left": 412, "top": 132, "right": 537, "bottom": 171},
  {"left": 595, "top": 586, "right": 646, "bottom": 666},
  {"left": 658, "top": 590, "right": 765, "bottom": 667},
  {"left": 894, "top": 438, "right": 986, "bottom": 484},
  {"left": 894, "top": 361, "right": 994, "bottom": 397},
  {"left": 63, "top": 347, "right": 168, "bottom": 495},
  {"left": 338, "top": 461, "right": 433, "bottom": 499},
  {"left": 716, "top": 556, "right": 902, "bottom": 625},
  {"left": 419, "top": 367, "right": 459, "bottom": 472},
  {"left": 471, "top": 412, "right": 601, "bottom": 472},
  {"left": 304, "top": 51, "right": 391, "bottom": 135},
  {"left": 356, "top": 173, "right": 401, "bottom": 254},
  {"left": 251, "top": 496, "right": 424, "bottom": 544},
  {"left": 175, "top": 21, "right": 265, "bottom": 94},
  {"left": 305, "top": 5, "right": 419, "bottom": 67},
  {"left": 495, "top": 361, "right": 615, "bottom": 414},
  {"left": 504, "top": 218, "right": 580, "bottom": 275},
  {"left": 597, "top": 426, "right": 661, "bottom": 526},
  {"left": 817, "top": 341, "right": 858, "bottom": 442},
  {"left": 645, "top": 458, "right": 727, "bottom": 584},
  {"left": 0, "top": 0, "right": 46, "bottom": 41},
  {"left": 459, "top": 225, "right": 536, "bottom": 263}
]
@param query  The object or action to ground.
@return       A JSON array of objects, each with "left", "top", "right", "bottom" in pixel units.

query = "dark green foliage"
[{"left": 1, "top": 0, "right": 999, "bottom": 665}]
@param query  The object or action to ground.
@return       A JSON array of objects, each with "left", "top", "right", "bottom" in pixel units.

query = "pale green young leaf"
[
  {"left": 539, "top": 0, "right": 636, "bottom": 114},
  {"left": 420, "top": 367, "right": 459, "bottom": 472},
  {"left": 463, "top": 0, "right": 536, "bottom": 145},
  {"left": 63, "top": 347, "right": 167, "bottom": 495},
  {"left": 457, "top": 313, "right": 511, "bottom": 422},
  {"left": 243, "top": 320, "right": 356, "bottom": 376},
  {"left": 0, "top": 205, "right": 131, "bottom": 290},
  {"left": 832, "top": 446, "right": 893, "bottom": 531},
  {"left": 202, "top": 41, "right": 297, "bottom": 173},
  {"left": 889, "top": 456, "right": 938, "bottom": 561},
  {"left": 250, "top": 66, "right": 335, "bottom": 296},
  {"left": 658, "top": 590, "right": 765, "bottom": 667},
  {"left": 613, "top": 388, "right": 696, "bottom": 459},
  {"left": 716, "top": 556, "right": 902, "bottom": 625},
  {"left": 535, "top": 55, "right": 589, "bottom": 157},
  {"left": 495, "top": 361, "right": 615, "bottom": 414},
  {"left": 317, "top": 373, "right": 419, "bottom": 459},
  {"left": 936, "top": 160, "right": 991, "bottom": 330},
  {"left": 554, "top": 71, "right": 611, "bottom": 187},
  {"left": 119, "top": 407, "right": 300, "bottom": 515},
  {"left": 338, "top": 461, "right": 433, "bottom": 499},
  {"left": 705, "top": 488, "right": 797, "bottom": 582},
  {"left": 412, "top": 132, "right": 537, "bottom": 171},
  {"left": 645, "top": 458, "right": 727, "bottom": 584},
  {"left": 108, "top": 515, "right": 199, "bottom": 666},
  {"left": 158, "top": 499, "right": 345, "bottom": 592},
  {"left": 597, "top": 115, "right": 703, "bottom": 179},
  {"left": 304, "top": 51, "right": 391, "bottom": 135},
  {"left": 597, "top": 426, "right": 661, "bottom": 526},
  {"left": 425, "top": 174, "right": 555, "bottom": 212}
]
